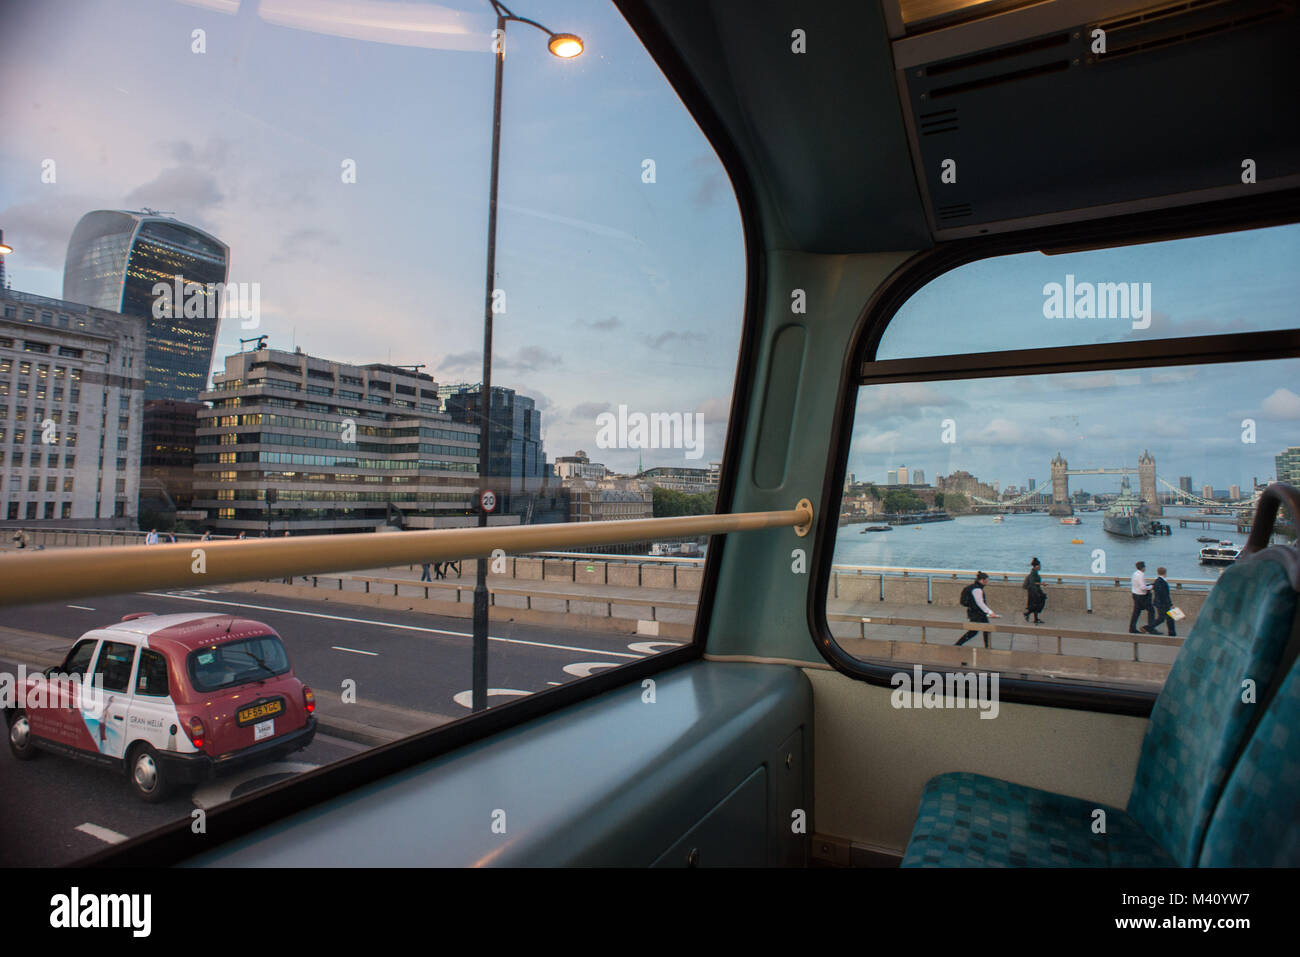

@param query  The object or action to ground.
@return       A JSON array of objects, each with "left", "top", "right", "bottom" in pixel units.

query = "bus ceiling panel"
[
  {"left": 621, "top": 0, "right": 932, "bottom": 253},
  {"left": 897, "top": 0, "right": 1300, "bottom": 239}
]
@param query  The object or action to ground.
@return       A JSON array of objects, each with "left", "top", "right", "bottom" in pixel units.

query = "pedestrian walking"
[
  {"left": 1129, "top": 561, "right": 1156, "bottom": 634},
  {"left": 1022, "top": 557, "right": 1046, "bottom": 624},
  {"left": 145, "top": 528, "right": 159, "bottom": 546},
  {"left": 434, "top": 562, "right": 446, "bottom": 580},
  {"left": 957, "top": 571, "right": 999, "bottom": 647},
  {"left": 420, "top": 562, "right": 433, "bottom": 582},
  {"left": 1148, "top": 566, "right": 1176, "bottom": 636},
  {"left": 201, "top": 530, "right": 212, "bottom": 542}
]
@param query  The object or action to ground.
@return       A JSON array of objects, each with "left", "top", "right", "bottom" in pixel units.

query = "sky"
[
  {"left": 0, "top": 0, "right": 745, "bottom": 473},
  {"left": 857, "top": 224, "right": 1300, "bottom": 494}
]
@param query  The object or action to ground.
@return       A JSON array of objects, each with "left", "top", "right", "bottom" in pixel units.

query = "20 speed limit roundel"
[{"left": 480, "top": 490, "right": 497, "bottom": 513}]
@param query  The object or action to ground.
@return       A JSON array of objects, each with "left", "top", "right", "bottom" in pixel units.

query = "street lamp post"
[{"left": 472, "top": 2, "right": 582, "bottom": 712}]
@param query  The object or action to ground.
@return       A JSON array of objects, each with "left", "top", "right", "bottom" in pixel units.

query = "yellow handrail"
[{"left": 0, "top": 500, "right": 813, "bottom": 607}]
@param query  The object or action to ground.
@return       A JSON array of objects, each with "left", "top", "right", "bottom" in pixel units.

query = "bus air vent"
[
  {"left": 917, "top": 107, "right": 959, "bottom": 136},
  {"left": 1090, "top": 0, "right": 1294, "bottom": 62}
]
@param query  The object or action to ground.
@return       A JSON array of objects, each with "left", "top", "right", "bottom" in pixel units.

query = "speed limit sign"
[{"left": 480, "top": 489, "right": 497, "bottom": 513}]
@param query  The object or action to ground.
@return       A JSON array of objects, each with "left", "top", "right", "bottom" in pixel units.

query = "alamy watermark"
[
  {"left": 595, "top": 404, "right": 705, "bottom": 459},
  {"left": 1, "top": 666, "right": 106, "bottom": 712},
  {"left": 152, "top": 274, "right": 261, "bottom": 329},
  {"left": 890, "top": 664, "right": 999, "bottom": 719},
  {"left": 1042, "top": 274, "right": 1151, "bottom": 329}
]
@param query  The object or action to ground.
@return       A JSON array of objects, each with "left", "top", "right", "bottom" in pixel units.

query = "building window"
[
  {"left": 63, "top": 477, "right": 74, "bottom": 492},
  {"left": 27, "top": 477, "right": 38, "bottom": 492},
  {"left": 25, "top": 503, "right": 36, "bottom": 520},
  {"left": 43, "top": 502, "right": 55, "bottom": 519},
  {"left": 60, "top": 502, "right": 71, "bottom": 519},
  {"left": 46, "top": 477, "right": 56, "bottom": 492},
  {"left": 63, "top": 455, "right": 74, "bottom": 469},
  {"left": 116, "top": 478, "right": 126, "bottom": 494}
]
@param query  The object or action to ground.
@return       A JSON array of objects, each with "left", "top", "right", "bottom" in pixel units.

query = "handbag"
[{"left": 1168, "top": 607, "right": 1186, "bottom": 621}]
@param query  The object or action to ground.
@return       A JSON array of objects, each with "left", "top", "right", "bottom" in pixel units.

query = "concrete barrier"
[
  {"left": 607, "top": 564, "right": 641, "bottom": 587},
  {"left": 676, "top": 566, "right": 704, "bottom": 590},
  {"left": 641, "top": 565, "right": 675, "bottom": 589},
  {"left": 514, "top": 557, "right": 544, "bottom": 580},
  {"left": 543, "top": 559, "right": 575, "bottom": 582}
]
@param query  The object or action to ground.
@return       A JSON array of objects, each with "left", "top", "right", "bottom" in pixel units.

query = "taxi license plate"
[
  {"left": 238, "top": 699, "right": 284, "bottom": 725},
  {"left": 254, "top": 719, "right": 275, "bottom": 741}
]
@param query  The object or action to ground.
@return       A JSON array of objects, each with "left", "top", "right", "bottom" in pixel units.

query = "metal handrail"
[{"left": 0, "top": 500, "right": 813, "bottom": 607}]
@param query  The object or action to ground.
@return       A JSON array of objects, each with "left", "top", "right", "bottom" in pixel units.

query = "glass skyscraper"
[{"left": 63, "top": 210, "right": 229, "bottom": 401}]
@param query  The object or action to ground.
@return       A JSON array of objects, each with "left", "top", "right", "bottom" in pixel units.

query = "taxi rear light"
[
  {"left": 185, "top": 716, "right": 206, "bottom": 748},
  {"left": 303, "top": 687, "right": 315, "bottom": 714}
]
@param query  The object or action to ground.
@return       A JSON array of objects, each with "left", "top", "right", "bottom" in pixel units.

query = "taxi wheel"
[
  {"left": 7, "top": 711, "right": 39, "bottom": 761},
  {"left": 127, "top": 744, "right": 172, "bottom": 803}
]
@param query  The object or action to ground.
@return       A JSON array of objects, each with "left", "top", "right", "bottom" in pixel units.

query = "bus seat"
[
  {"left": 1199, "top": 648, "right": 1300, "bottom": 866},
  {"left": 902, "top": 545, "right": 1299, "bottom": 868}
]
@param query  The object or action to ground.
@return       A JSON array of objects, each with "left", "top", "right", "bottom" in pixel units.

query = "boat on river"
[
  {"left": 1103, "top": 477, "right": 1148, "bottom": 537},
  {"left": 1199, "top": 541, "right": 1241, "bottom": 566},
  {"left": 860, "top": 525, "right": 892, "bottom": 533}
]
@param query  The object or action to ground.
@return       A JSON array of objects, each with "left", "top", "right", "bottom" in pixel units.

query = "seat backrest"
[
  {"left": 1198, "top": 647, "right": 1300, "bottom": 866},
  {"left": 1125, "top": 556, "right": 1298, "bottom": 865}
]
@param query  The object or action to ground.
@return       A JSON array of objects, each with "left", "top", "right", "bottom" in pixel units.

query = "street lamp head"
[
  {"left": 0, "top": 229, "right": 12, "bottom": 256},
  {"left": 547, "top": 32, "right": 583, "bottom": 58}
]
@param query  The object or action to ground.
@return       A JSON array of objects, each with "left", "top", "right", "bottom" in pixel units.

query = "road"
[{"left": 0, "top": 587, "right": 682, "bottom": 866}]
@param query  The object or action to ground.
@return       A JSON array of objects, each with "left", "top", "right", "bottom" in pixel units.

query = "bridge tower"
[
  {"left": 1050, "top": 451, "right": 1072, "bottom": 515},
  {"left": 1139, "top": 449, "right": 1161, "bottom": 515}
]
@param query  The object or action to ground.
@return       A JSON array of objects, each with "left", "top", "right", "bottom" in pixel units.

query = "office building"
[
  {"left": 443, "top": 383, "right": 547, "bottom": 486},
  {"left": 1276, "top": 447, "right": 1300, "bottom": 486},
  {"left": 1230, "top": 484, "right": 1242, "bottom": 501},
  {"left": 1178, "top": 476, "right": 1193, "bottom": 494},
  {"left": 63, "top": 210, "right": 229, "bottom": 402},
  {"left": 911, "top": 469, "right": 923, "bottom": 486},
  {"left": 0, "top": 288, "right": 145, "bottom": 527},
  {"left": 897, "top": 465, "right": 909, "bottom": 485},
  {"left": 554, "top": 450, "right": 607, "bottom": 481},
  {"left": 638, "top": 464, "right": 719, "bottom": 494},
  {"left": 139, "top": 400, "right": 204, "bottom": 516},
  {"left": 1202, "top": 484, "right": 1214, "bottom": 500},
  {"left": 192, "top": 347, "right": 481, "bottom": 534}
]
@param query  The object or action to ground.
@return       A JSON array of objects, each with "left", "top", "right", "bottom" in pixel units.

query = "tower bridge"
[{"left": 967, "top": 450, "right": 1261, "bottom": 515}]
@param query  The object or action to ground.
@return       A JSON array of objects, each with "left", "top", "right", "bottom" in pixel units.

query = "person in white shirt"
[
  {"left": 1129, "top": 561, "right": 1155, "bottom": 634},
  {"left": 144, "top": 529, "right": 158, "bottom": 546},
  {"left": 957, "top": 571, "right": 1000, "bottom": 647}
]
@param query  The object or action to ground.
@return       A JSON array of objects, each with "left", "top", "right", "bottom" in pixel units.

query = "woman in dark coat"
[{"left": 1023, "top": 557, "right": 1046, "bottom": 623}]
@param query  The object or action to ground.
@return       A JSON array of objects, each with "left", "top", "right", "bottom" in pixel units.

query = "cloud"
[
  {"left": 0, "top": 194, "right": 104, "bottom": 270},
  {"left": 434, "top": 345, "right": 561, "bottom": 376},
  {"left": 858, "top": 382, "right": 961, "bottom": 420},
  {"left": 123, "top": 166, "right": 224, "bottom": 214},
  {"left": 571, "top": 401, "right": 611, "bottom": 420},
  {"left": 643, "top": 330, "right": 707, "bottom": 349},
  {"left": 575, "top": 316, "right": 622, "bottom": 332},
  {"left": 1261, "top": 387, "right": 1300, "bottom": 419}
]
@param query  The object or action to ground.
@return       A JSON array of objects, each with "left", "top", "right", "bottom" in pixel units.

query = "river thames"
[{"left": 831, "top": 506, "right": 1253, "bottom": 582}]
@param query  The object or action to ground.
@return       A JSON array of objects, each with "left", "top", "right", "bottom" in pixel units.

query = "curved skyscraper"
[{"left": 64, "top": 210, "right": 229, "bottom": 401}]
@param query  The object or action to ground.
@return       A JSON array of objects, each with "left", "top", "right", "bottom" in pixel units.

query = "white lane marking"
[
  {"left": 331, "top": 646, "right": 378, "bottom": 657},
  {"left": 75, "top": 822, "right": 127, "bottom": 844},
  {"left": 452, "top": 689, "right": 531, "bottom": 709},
  {"left": 561, "top": 662, "right": 620, "bottom": 678},
  {"left": 192, "top": 761, "right": 320, "bottom": 810},
  {"left": 627, "top": 640, "right": 683, "bottom": 655},
  {"left": 66, "top": 605, "right": 96, "bottom": 611},
  {"left": 547, "top": 681, "right": 562, "bottom": 686},
  {"left": 139, "top": 592, "right": 646, "bottom": 659}
]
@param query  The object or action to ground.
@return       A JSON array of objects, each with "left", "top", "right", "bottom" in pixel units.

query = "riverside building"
[
  {"left": 0, "top": 288, "right": 145, "bottom": 527},
  {"left": 192, "top": 347, "right": 481, "bottom": 535}
]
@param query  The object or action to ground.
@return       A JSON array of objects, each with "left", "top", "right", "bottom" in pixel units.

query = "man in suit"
[{"left": 1146, "top": 566, "right": 1176, "bottom": 636}]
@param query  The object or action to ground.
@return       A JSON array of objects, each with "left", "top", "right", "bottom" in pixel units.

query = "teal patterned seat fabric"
[
  {"left": 901, "top": 772, "right": 1176, "bottom": 867},
  {"left": 902, "top": 556, "right": 1298, "bottom": 867},
  {"left": 1125, "top": 559, "right": 1297, "bottom": 865},
  {"left": 1199, "top": 656, "right": 1300, "bottom": 866}
]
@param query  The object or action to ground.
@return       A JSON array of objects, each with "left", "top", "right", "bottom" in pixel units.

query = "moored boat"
[{"left": 1103, "top": 477, "right": 1148, "bottom": 537}]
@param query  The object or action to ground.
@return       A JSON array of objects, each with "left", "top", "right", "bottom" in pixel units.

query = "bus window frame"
[{"left": 809, "top": 187, "right": 1300, "bottom": 717}]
